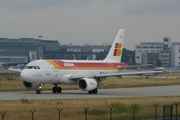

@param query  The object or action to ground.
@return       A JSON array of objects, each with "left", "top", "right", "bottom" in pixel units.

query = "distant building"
[
  {"left": 171, "top": 42, "right": 180, "bottom": 67},
  {"left": 135, "top": 37, "right": 180, "bottom": 67},
  {"left": 41, "top": 40, "right": 60, "bottom": 52},
  {"left": 59, "top": 44, "right": 111, "bottom": 60},
  {"left": 0, "top": 38, "right": 60, "bottom": 67}
]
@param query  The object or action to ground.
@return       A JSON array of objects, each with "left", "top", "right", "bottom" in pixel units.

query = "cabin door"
[{"left": 43, "top": 62, "right": 51, "bottom": 75}]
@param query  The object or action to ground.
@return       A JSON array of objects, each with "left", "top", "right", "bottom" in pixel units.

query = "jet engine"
[
  {"left": 23, "top": 81, "right": 39, "bottom": 90},
  {"left": 77, "top": 78, "right": 97, "bottom": 91}
]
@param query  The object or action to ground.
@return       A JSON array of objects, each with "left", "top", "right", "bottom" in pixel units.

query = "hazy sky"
[{"left": 0, "top": 0, "right": 180, "bottom": 50}]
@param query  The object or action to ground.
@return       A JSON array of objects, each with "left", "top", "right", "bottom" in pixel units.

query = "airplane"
[{"left": 9, "top": 29, "right": 162, "bottom": 94}]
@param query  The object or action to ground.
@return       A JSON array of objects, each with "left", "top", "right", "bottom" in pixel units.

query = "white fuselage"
[{"left": 20, "top": 59, "right": 127, "bottom": 84}]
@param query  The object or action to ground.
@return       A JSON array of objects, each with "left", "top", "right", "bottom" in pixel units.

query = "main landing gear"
[
  {"left": 52, "top": 84, "right": 62, "bottom": 93},
  {"left": 88, "top": 88, "right": 98, "bottom": 94}
]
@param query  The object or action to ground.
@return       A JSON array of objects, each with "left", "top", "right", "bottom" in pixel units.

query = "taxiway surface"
[{"left": 0, "top": 85, "right": 180, "bottom": 100}]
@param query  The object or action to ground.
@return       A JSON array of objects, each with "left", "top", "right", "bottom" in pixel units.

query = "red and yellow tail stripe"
[{"left": 113, "top": 43, "right": 122, "bottom": 56}]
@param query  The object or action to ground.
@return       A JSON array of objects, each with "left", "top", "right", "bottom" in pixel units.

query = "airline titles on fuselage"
[{"left": 63, "top": 63, "right": 74, "bottom": 67}]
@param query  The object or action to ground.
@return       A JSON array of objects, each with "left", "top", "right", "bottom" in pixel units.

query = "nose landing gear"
[
  {"left": 36, "top": 83, "right": 43, "bottom": 94},
  {"left": 36, "top": 89, "right": 42, "bottom": 94}
]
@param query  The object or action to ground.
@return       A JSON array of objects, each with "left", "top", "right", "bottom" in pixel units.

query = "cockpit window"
[
  {"left": 37, "top": 66, "right": 40, "bottom": 69},
  {"left": 24, "top": 66, "right": 40, "bottom": 69},
  {"left": 27, "top": 66, "right": 33, "bottom": 69}
]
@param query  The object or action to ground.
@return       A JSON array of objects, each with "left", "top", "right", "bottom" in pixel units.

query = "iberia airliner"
[{"left": 10, "top": 29, "right": 162, "bottom": 94}]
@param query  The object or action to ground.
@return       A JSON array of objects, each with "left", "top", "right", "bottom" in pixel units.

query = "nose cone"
[{"left": 20, "top": 70, "right": 31, "bottom": 82}]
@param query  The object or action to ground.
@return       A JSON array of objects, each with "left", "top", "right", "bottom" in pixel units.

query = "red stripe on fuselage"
[{"left": 48, "top": 60, "right": 127, "bottom": 68}]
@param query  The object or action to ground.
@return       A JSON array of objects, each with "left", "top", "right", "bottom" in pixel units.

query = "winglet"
[{"left": 103, "top": 29, "right": 125, "bottom": 62}]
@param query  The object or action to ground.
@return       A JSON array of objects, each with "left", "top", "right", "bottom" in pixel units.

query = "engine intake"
[
  {"left": 23, "top": 81, "right": 38, "bottom": 90},
  {"left": 77, "top": 78, "right": 97, "bottom": 91}
]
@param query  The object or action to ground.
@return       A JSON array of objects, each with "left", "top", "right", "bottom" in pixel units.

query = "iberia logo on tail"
[{"left": 113, "top": 43, "right": 122, "bottom": 56}]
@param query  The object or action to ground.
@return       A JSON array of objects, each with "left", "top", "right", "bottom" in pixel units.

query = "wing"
[
  {"left": 69, "top": 70, "right": 162, "bottom": 80},
  {"left": 94, "top": 71, "right": 162, "bottom": 77}
]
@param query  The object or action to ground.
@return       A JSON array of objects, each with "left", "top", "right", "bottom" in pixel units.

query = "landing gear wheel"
[
  {"left": 88, "top": 91, "right": 93, "bottom": 94},
  {"left": 36, "top": 89, "right": 42, "bottom": 94},
  {"left": 92, "top": 88, "right": 98, "bottom": 94},
  {"left": 88, "top": 88, "right": 98, "bottom": 94},
  {"left": 57, "top": 87, "right": 62, "bottom": 93},
  {"left": 52, "top": 87, "right": 57, "bottom": 93},
  {"left": 52, "top": 87, "right": 62, "bottom": 93}
]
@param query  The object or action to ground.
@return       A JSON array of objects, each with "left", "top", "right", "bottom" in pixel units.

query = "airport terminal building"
[
  {"left": 135, "top": 37, "right": 180, "bottom": 67},
  {"left": 59, "top": 44, "right": 111, "bottom": 60},
  {"left": 0, "top": 38, "right": 60, "bottom": 67},
  {"left": 0, "top": 38, "right": 112, "bottom": 68}
]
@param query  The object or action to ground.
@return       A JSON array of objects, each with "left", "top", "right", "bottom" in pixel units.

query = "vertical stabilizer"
[{"left": 103, "top": 29, "right": 125, "bottom": 62}]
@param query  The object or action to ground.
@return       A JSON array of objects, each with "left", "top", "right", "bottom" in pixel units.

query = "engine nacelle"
[
  {"left": 77, "top": 78, "right": 97, "bottom": 91},
  {"left": 23, "top": 81, "right": 38, "bottom": 90}
]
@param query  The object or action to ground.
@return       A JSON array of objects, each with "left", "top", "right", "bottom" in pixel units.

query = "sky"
[{"left": 0, "top": 0, "right": 180, "bottom": 50}]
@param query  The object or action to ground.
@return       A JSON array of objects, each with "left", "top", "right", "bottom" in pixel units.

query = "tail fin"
[{"left": 103, "top": 29, "right": 125, "bottom": 62}]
